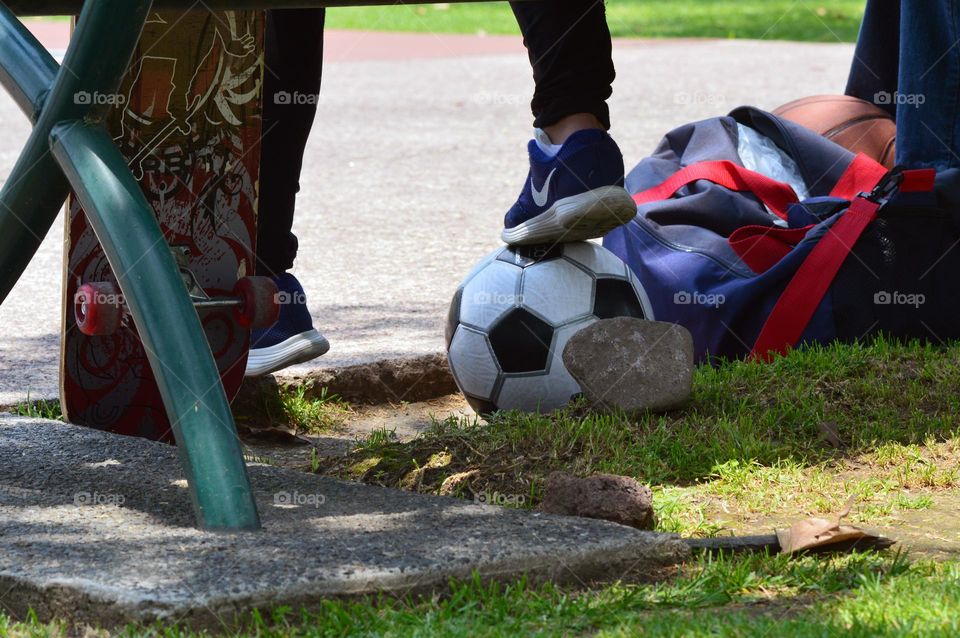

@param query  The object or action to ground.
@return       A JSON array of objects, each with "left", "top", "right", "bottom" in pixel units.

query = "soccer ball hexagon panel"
[{"left": 446, "top": 241, "right": 654, "bottom": 414}]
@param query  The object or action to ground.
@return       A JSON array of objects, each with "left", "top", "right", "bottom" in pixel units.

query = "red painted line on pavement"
[
  {"left": 24, "top": 18, "right": 656, "bottom": 62},
  {"left": 21, "top": 18, "right": 649, "bottom": 63},
  {"left": 324, "top": 29, "right": 525, "bottom": 61},
  {"left": 21, "top": 18, "right": 525, "bottom": 60}
]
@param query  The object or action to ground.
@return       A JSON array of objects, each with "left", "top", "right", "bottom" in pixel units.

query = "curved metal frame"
[
  {"left": 0, "top": 0, "right": 533, "bottom": 530},
  {"left": 0, "top": 0, "right": 260, "bottom": 530}
]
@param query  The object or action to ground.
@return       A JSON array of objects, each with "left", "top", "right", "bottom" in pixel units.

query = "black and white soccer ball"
[{"left": 445, "top": 242, "right": 654, "bottom": 414}]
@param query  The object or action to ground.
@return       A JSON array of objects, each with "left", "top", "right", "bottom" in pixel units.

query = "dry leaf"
[
  {"left": 439, "top": 469, "right": 480, "bottom": 496},
  {"left": 776, "top": 496, "right": 882, "bottom": 553}
]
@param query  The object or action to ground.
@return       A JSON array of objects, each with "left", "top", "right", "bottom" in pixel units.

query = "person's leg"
[
  {"left": 257, "top": 8, "right": 325, "bottom": 276},
  {"left": 502, "top": 0, "right": 635, "bottom": 245},
  {"left": 894, "top": 0, "right": 960, "bottom": 170},
  {"left": 845, "top": 0, "right": 900, "bottom": 119},
  {"left": 511, "top": 0, "right": 614, "bottom": 137},
  {"left": 248, "top": 8, "right": 330, "bottom": 377}
]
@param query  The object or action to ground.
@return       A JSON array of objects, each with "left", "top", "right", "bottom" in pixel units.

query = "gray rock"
[
  {"left": 562, "top": 318, "right": 694, "bottom": 414},
  {"left": 541, "top": 472, "right": 655, "bottom": 530}
]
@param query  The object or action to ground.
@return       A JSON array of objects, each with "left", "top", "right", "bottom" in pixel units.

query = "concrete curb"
[
  {"left": 1, "top": 353, "right": 458, "bottom": 416},
  {"left": 3, "top": 535, "right": 687, "bottom": 629},
  {"left": 0, "top": 416, "right": 691, "bottom": 629},
  {"left": 272, "top": 352, "right": 457, "bottom": 405},
  {"left": 232, "top": 353, "right": 459, "bottom": 429}
]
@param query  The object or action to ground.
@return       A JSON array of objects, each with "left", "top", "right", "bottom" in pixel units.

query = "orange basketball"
[{"left": 773, "top": 95, "right": 897, "bottom": 169}]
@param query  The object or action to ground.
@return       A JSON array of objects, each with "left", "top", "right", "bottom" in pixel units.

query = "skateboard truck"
[
  {"left": 74, "top": 246, "right": 280, "bottom": 336},
  {"left": 172, "top": 245, "right": 281, "bottom": 328}
]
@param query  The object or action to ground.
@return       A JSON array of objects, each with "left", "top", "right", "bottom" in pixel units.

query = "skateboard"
[{"left": 61, "top": 9, "right": 276, "bottom": 442}]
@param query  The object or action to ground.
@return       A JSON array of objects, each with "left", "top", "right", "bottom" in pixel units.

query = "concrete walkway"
[
  {"left": 0, "top": 27, "right": 855, "bottom": 406},
  {"left": 0, "top": 417, "right": 689, "bottom": 627}
]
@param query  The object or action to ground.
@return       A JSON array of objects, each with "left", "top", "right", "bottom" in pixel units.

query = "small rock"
[
  {"left": 540, "top": 472, "right": 655, "bottom": 530},
  {"left": 562, "top": 318, "right": 693, "bottom": 414}
]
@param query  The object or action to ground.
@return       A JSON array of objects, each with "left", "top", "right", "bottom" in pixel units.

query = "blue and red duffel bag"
[{"left": 603, "top": 106, "right": 960, "bottom": 363}]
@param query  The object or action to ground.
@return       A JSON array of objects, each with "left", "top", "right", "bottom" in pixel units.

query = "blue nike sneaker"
[
  {"left": 245, "top": 273, "right": 329, "bottom": 377},
  {"left": 501, "top": 128, "right": 637, "bottom": 245}
]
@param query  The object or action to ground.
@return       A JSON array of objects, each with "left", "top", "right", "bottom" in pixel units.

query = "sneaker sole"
[
  {"left": 245, "top": 329, "right": 331, "bottom": 377},
  {"left": 500, "top": 186, "right": 637, "bottom": 246}
]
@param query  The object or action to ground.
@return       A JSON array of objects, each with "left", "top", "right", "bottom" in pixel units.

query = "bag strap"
[
  {"left": 750, "top": 168, "right": 937, "bottom": 362},
  {"left": 633, "top": 153, "right": 891, "bottom": 221},
  {"left": 828, "top": 153, "right": 890, "bottom": 199},
  {"left": 749, "top": 196, "right": 880, "bottom": 361},
  {"left": 729, "top": 154, "right": 890, "bottom": 274},
  {"left": 632, "top": 160, "right": 800, "bottom": 220},
  {"left": 728, "top": 224, "right": 816, "bottom": 274}
]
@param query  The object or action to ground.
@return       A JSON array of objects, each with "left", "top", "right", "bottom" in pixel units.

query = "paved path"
[
  {"left": 0, "top": 26, "right": 855, "bottom": 405},
  {"left": 0, "top": 417, "right": 688, "bottom": 627}
]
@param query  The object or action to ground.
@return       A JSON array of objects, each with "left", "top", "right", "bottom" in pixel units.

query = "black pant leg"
[
  {"left": 510, "top": 0, "right": 615, "bottom": 130},
  {"left": 845, "top": 0, "right": 900, "bottom": 118},
  {"left": 256, "top": 8, "right": 325, "bottom": 276}
]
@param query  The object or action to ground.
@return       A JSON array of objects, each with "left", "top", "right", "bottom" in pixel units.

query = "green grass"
[
  {"left": 5, "top": 552, "right": 960, "bottom": 636},
  {"left": 9, "top": 395, "right": 63, "bottom": 421},
  {"left": 280, "top": 385, "right": 352, "bottom": 434},
  {"left": 324, "top": 338, "right": 960, "bottom": 535},
  {"left": 326, "top": 1, "right": 865, "bottom": 42},
  {"left": 233, "top": 381, "right": 352, "bottom": 439},
  {"left": 8, "top": 338, "right": 960, "bottom": 634}
]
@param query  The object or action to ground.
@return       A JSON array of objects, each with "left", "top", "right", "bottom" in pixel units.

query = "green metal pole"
[
  {"left": 0, "top": 4, "right": 58, "bottom": 122},
  {"left": 0, "top": 0, "right": 261, "bottom": 529},
  {"left": 51, "top": 122, "right": 260, "bottom": 531},
  {"left": 0, "top": 0, "right": 147, "bottom": 305}
]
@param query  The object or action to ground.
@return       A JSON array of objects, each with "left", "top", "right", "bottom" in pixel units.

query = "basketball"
[{"left": 773, "top": 95, "right": 897, "bottom": 169}]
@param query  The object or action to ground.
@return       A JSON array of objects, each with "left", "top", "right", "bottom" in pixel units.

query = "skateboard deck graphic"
[{"left": 61, "top": 10, "right": 265, "bottom": 442}]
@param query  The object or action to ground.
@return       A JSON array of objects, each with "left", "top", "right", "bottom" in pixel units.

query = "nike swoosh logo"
[{"left": 531, "top": 168, "right": 557, "bottom": 208}]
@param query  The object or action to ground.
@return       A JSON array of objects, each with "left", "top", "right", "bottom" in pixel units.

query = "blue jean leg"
[
  {"left": 847, "top": 0, "right": 960, "bottom": 170},
  {"left": 896, "top": 0, "right": 960, "bottom": 170}
]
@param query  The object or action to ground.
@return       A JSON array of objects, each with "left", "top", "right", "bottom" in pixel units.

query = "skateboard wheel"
[
  {"left": 233, "top": 276, "right": 280, "bottom": 329},
  {"left": 74, "top": 282, "right": 122, "bottom": 336}
]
